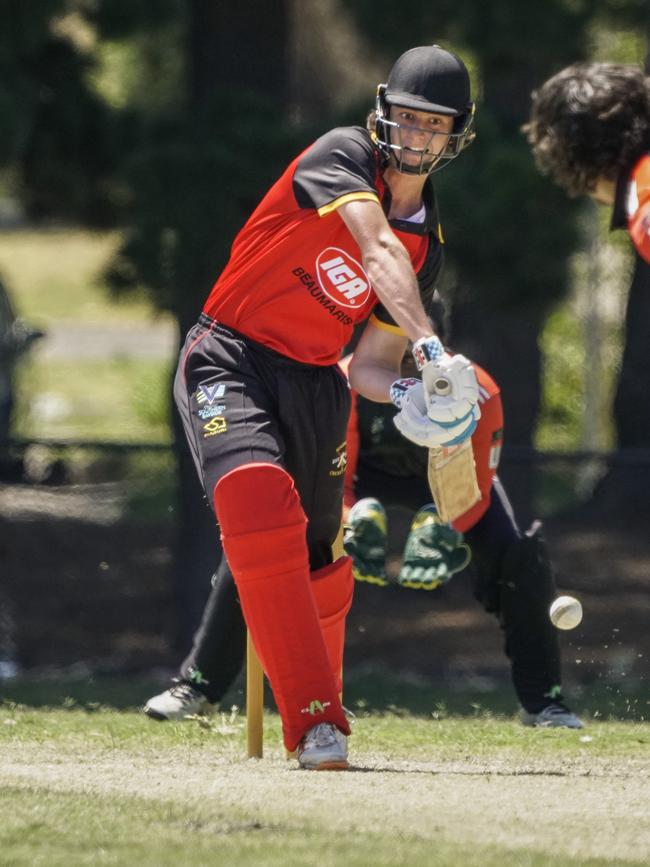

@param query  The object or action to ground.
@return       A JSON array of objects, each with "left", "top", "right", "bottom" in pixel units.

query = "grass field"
[
  {"left": 0, "top": 229, "right": 160, "bottom": 324},
  {"left": 0, "top": 228, "right": 175, "bottom": 442},
  {"left": 1, "top": 694, "right": 649, "bottom": 867},
  {"left": 14, "top": 357, "right": 172, "bottom": 442}
]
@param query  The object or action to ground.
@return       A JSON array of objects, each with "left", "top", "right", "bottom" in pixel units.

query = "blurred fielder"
[{"left": 526, "top": 62, "right": 650, "bottom": 262}]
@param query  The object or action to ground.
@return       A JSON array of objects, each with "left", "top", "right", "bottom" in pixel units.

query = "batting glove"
[
  {"left": 343, "top": 497, "right": 389, "bottom": 587},
  {"left": 411, "top": 335, "right": 445, "bottom": 370},
  {"left": 389, "top": 377, "right": 421, "bottom": 410},
  {"left": 412, "top": 337, "right": 480, "bottom": 426},
  {"left": 399, "top": 504, "right": 471, "bottom": 590},
  {"left": 391, "top": 379, "right": 478, "bottom": 448}
]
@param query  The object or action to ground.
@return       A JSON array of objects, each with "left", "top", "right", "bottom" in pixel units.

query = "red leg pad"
[
  {"left": 311, "top": 557, "right": 354, "bottom": 694},
  {"left": 214, "top": 463, "right": 350, "bottom": 751}
]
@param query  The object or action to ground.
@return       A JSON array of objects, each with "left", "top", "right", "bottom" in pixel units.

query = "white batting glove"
[
  {"left": 389, "top": 377, "right": 420, "bottom": 410},
  {"left": 411, "top": 335, "right": 445, "bottom": 369},
  {"left": 412, "top": 338, "right": 480, "bottom": 426},
  {"left": 391, "top": 379, "right": 479, "bottom": 448}
]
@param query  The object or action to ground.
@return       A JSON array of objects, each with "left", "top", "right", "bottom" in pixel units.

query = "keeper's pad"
[
  {"left": 499, "top": 522, "right": 562, "bottom": 707},
  {"left": 214, "top": 463, "right": 349, "bottom": 750},
  {"left": 310, "top": 557, "right": 354, "bottom": 694}
]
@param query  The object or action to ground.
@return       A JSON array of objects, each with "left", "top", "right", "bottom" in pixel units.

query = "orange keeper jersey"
[
  {"left": 202, "top": 126, "right": 444, "bottom": 364},
  {"left": 612, "top": 153, "right": 650, "bottom": 264}
]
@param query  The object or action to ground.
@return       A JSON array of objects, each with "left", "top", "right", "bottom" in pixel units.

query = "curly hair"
[{"left": 525, "top": 63, "right": 650, "bottom": 196}]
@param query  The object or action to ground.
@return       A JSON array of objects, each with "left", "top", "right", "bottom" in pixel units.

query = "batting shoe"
[
  {"left": 143, "top": 681, "right": 210, "bottom": 721},
  {"left": 521, "top": 702, "right": 584, "bottom": 729},
  {"left": 297, "top": 723, "right": 349, "bottom": 771}
]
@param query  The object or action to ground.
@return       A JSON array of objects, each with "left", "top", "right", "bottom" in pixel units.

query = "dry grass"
[{"left": 1, "top": 708, "right": 649, "bottom": 866}]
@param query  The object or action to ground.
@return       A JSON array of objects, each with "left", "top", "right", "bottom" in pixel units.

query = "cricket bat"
[
  {"left": 423, "top": 367, "right": 481, "bottom": 523},
  {"left": 427, "top": 439, "right": 480, "bottom": 523}
]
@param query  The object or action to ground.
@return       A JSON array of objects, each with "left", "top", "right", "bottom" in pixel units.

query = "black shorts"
[{"left": 174, "top": 316, "right": 351, "bottom": 567}]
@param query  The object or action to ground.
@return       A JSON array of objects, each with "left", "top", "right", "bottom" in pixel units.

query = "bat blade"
[{"left": 427, "top": 438, "right": 480, "bottom": 523}]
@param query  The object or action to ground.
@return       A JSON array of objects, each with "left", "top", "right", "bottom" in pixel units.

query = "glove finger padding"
[
  {"left": 422, "top": 354, "right": 480, "bottom": 425},
  {"left": 342, "top": 497, "right": 388, "bottom": 587},
  {"left": 398, "top": 505, "right": 471, "bottom": 590},
  {"left": 393, "top": 400, "right": 479, "bottom": 448}
]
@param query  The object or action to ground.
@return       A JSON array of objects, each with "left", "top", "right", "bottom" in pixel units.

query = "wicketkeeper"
[
  {"left": 164, "top": 43, "right": 481, "bottom": 769},
  {"left": 342, "top": 348, "right": 582, "bottom": 728}
]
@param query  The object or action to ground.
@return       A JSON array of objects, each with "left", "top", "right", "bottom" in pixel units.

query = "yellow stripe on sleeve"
[
  {"left": 369, "top": 313, "right": 406, "bottom": 336},
  {"left": 317, "top": 191, "right": 380, "bottom": 217}
]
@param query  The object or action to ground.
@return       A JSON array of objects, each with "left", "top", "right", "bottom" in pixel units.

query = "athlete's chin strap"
[{"left": 214, "top": 462, "right": 350, "bottom": 751}]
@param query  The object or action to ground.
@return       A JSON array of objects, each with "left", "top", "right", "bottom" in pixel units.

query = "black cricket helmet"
[{"left": 375, "top": 44, "right": 476, "bottom": 174}]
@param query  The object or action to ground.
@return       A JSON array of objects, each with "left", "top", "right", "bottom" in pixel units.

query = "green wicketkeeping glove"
[
  {"left": 399, "top": 504, "right": 471, "bottom": 590},
  {"left": 343, "top": 497, "right": 388, "bottom": 587}
]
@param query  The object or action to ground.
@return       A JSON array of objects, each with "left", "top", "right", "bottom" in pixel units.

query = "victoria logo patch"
[{"left": 197, "top": 383, "right": 226, "bottom": 405}]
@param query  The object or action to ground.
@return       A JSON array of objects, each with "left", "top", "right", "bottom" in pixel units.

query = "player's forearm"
[
  {"left": 337, "top": 199, "right": 437, "bottom": 343},
  {"left": 363, "top": 239, "right": 436, "bottom": 342},
  {"left": 348, "top": 357, "right": 400, "bottom": 403}
]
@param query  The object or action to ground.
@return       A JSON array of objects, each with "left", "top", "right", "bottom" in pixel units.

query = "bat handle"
[
  {"left": 422, "top": 364, "right": 452, "bottom": 403},
  {"left": 430, "top": 376, "right": 451, "bottom": 396},
  {"left": 421, "top": 363, "right": 451, "bottom": 398}
]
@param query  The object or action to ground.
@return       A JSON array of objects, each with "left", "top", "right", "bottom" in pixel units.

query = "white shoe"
[
  {"left": 521, "top": 703, "right": 584, "bottom": 729},
  {"left": 297, "top": 723, "right": 349, "bottom": 770},
  {"left": 143, "top": 682, "right": 209, "bottom": 721}
]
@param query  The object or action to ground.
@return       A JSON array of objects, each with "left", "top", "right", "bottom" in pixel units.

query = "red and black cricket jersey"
[
  {"left": 202, "top": 126, "right": 445, "bottom": 365},
  {"left": 611, "top": 153, "right": 650, "bottom": 263}
]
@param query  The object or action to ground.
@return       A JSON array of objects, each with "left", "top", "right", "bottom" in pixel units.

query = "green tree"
[
  {"left": 0, "top": 0, "right": 119, "bottom": 223},
  {"left": 97, "top": 0, "right": 300, "bottom": 332},
  {"left": 91, "top": 0, "right": 305, "bottom": 646}
]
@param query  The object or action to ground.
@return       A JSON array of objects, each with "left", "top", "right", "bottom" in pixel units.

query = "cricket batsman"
[{"left": 173, "top": 43, "right": 480, "bottom": 769}]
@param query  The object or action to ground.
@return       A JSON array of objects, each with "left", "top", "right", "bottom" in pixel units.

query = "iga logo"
[{"left": 316, "top": 247, "right": 371, "bottom": 308}]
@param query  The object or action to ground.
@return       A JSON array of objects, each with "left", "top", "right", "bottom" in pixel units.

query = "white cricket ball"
[{"left": 549, "top": 595, "right": 583, "bottom": 630}]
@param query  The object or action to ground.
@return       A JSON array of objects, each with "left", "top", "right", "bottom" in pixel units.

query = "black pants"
[
  {"left": 175, "top": 317, "right": 349, "bottom": 566},
  {"left": 174, "top": 317, "right": 350, "bottom": 700}
]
